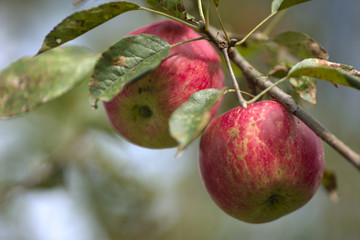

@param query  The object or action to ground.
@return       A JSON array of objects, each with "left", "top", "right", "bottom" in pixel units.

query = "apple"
[
  {"left": 199, "top": 100, "right": 325, "bottom": 223},
  {"left": 104, "top": 20, "right": 224, "bottom": 148}
]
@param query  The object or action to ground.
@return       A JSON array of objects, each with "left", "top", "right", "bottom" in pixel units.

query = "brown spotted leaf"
[
  {"left": 289, "top": 76, "right": 317, "bottom": 104},
  {"left": 89, "top": 34, "right": 170, "bottom": 107},
  {"left": 37, "top": 2, "right": 140, "bottom": 54},
  {"left": 288, "top": 58, "right": 360, "bottom": 89},
  {"left": 0, "top": 46, "right": 97, "bottom": 119}
]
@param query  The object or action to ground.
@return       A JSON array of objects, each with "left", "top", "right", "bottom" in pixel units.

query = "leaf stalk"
[
  {"left": 246, "top": 77, "right": 288, "bottom": 105},
  {"left": 235, "top": 11, "right": 277, "bottom": 46}
]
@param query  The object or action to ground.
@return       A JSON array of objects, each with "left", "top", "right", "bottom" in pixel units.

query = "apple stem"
[
  {"left": 225, "top": 89, "right": 255, "bottom": 99},
  {"left": 170, "top": 36, "right": 208, "bottom": 48},
  {"left": 222, "top": 47, "right": 247, "bottom": 108}
]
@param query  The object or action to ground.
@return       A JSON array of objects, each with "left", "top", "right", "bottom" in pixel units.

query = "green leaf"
[
  {"left": 169, "top": 88, "right": 225, "bottom": 155},
  {"left": 289, "top": 76, "right": 317, "bottom": 104},
  {"left": 37, "top": 2, "right": 140, "bottom": 54},
  {"left": 322, "top": 168, "right": 339, "bottom": 203},
  {"left": 274, "top": 31, "right": 328, "bottom": 60},
  {"left": 0, "top": 46, "right": 97, "bottom": 119},
  {"left": 271, "top": 0, "right": 311, "bottom": 13},
  {"left": 288, "top": 58, "right": 360, "bottom": 89},
  {"left": 89, "top": 34, "right": 171, "bottom": 107},
  {"left": 145, "top": 0, "right": 186, "bottom": 19}
]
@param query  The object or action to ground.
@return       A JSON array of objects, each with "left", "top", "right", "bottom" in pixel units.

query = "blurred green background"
[{"left": 0, "top": 0, "right": 359, "bottom": 239}]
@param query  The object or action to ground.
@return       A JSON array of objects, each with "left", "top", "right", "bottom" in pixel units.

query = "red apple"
[
  {"left": 199, "top": 100, "right": 325, "bottom": 223},
  {"left": 104, "top": 20, "right": 224, "bottom": 148}
]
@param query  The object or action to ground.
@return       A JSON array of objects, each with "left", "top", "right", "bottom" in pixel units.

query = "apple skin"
[
  {"left": 104, "top": 20, "right": 224, "bottom": 149},
  {"left": 199, "top": 100, "right": 325, "bottom": 223}
]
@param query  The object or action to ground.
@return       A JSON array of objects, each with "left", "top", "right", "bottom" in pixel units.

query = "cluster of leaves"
[
  {"left": 252, "top": 30, "right": 360, "bottom": 104},
  {"left": 1, "top": 0, "right": 360, "bottom": 157}
]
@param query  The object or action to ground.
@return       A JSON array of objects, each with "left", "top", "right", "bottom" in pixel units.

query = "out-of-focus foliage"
[
  {"left": 0, "top": 46, "right": 97, "bottom": 118},
  {"left": 0, "top": 0, "right": 359, "bottom": 240}
]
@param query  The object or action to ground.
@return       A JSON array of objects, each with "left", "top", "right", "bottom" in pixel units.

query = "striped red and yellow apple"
[{"left": 199, "top": 100, "right": 325, "bottom": 223}]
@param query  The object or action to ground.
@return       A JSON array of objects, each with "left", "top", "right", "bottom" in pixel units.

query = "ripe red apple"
[
  {"left": 199, "top": 100, "right": 325, "bottom": 223},
  {"left": 104, "top": 20, "right": 224, "bottom": 148}
]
